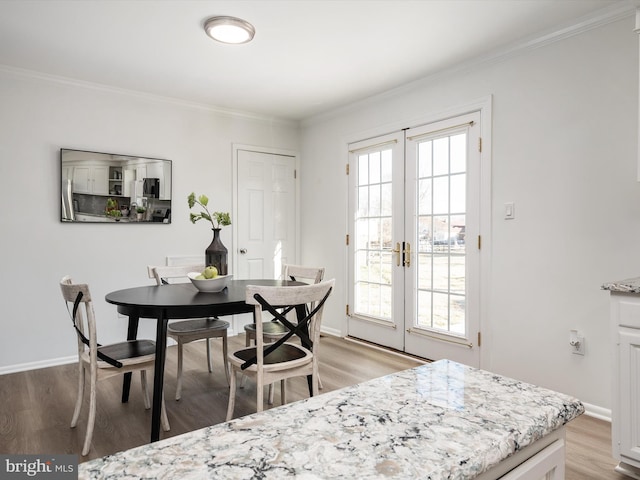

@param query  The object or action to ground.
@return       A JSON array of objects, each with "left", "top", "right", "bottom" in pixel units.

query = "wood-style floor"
[{"left": 0, "top": 334, "right": 629, "bottom": 479}]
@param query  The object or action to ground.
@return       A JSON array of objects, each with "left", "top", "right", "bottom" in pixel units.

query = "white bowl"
[{"left": 187, "top": 272, "right": 232, "bottom": 292}]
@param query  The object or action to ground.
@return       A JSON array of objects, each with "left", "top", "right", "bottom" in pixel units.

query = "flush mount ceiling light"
[{"left": 204, "top": 16, "right": 255, "bottom": 44}]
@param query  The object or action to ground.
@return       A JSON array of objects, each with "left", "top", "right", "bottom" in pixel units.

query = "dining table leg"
[
  {"left": 122, "top": 315, "right": 140, "bottom": 403},
  {"left": 151, "top": 312, "right": 169, "bottom": 442},
  {"left": 294, "top": 304, "right": 314, "bottom": 397}
]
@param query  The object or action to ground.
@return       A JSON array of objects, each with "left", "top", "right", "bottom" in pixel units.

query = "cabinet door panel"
[
  {"left": 619, "top": 328, "right": 640, "bottom": 462},
  {"left": 619, "top": 299, "right": 640, "bottom": 329},
  {"left": 72, "top": 166, "right": 91, "bottom": 193},
  {"left": 92, "top": 166, "right": 109, "bottom": 195}
]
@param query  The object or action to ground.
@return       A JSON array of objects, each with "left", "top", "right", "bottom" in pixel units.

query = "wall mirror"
[{"left": 61, "top": 148, "right": 172, "bottom": 223}]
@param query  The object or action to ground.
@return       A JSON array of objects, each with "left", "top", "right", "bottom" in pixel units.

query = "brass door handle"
[{"left": 404, "top": 242, "right": 411, "bottom": 267}]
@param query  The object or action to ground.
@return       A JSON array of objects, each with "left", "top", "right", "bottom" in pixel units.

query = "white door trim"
[{"left": 341, "top": 96, "right": 492, "bottom": 368}]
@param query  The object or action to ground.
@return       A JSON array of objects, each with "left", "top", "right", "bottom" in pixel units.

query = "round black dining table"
[{"left": 105, "top": 279, "right": 302, "bottom": 443}]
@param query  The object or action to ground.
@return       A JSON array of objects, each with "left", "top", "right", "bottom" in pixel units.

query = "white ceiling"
[{"left": 0, "top": 0, "right": 634, "bottom": 121}]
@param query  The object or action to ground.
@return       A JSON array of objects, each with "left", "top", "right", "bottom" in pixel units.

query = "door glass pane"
[
  {"left": 369, "top": 152, "right": 381, "bottom": 184},
  {"left": 433, "top": 137, "right": 449, "bottom": 176},
  {"left": 450, "top": 174, "right": 465, "bottom": 214},
  {"left": 433, "top": 177, "right": 448, "bottom": 214},
  {"left": 415, "top": 133, "right": 467, "bottom": 336},
  {"left": 418, "top": 141, "right": 432, "bottom": 177},
  {"left": 369, "top": 184, "right": 381, "bottom": 216},
  {"left": 418, "top": 178, "right": 432, "bottom": 215},
  {"left": 381, "top": 183, "right": 392, "bottom": 216},
  {"left": 354, "top": 148, "right": 394, "bottom": 321},
  {"left": 358, "top": 156, "right": 368, "bottom": 184},
  {"left": 358, "top": 186, "right": 369, "bottom": 216},
  {"left": 381, "top": 150, "right": 393, "bottom": 182},
  {"left": 450, "top": 133, "right": 466, "bottom": 174}
]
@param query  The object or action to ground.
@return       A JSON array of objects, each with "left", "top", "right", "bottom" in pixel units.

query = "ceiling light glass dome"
[{"left": 204, "top": 16, "right": 255, "bottom": 44}]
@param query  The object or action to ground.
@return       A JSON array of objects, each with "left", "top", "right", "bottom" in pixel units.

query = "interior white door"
[{"left": 235, "top": 149, "right": 297, "bottom": 280}]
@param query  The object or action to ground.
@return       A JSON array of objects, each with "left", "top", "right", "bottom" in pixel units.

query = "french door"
[{"left": 347, "top": 112, "right": 483, "bottom": 366}]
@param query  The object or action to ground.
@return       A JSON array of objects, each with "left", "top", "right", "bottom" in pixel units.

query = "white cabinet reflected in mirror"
[{"left": 60, "top": 148, "right": 172, "bottom": 223}]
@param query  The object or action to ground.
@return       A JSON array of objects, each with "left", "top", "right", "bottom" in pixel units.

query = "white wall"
[
  {"left": 0, "top": 69, "right": 299, "bottom": 370},
  {"left": 299, "top": 16, "right": 639, "bottom": 412},
  {"left": 1, "top": 13, "right": 637, "bottom": 415}
]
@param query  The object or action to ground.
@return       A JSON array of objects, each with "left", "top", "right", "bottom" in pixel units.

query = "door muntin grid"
[
  {"left": 415, "top": 132, "right": 467, "bottom": 336},
  {"left": 354, "top": 147, "right": 394, "bottom": 321}
]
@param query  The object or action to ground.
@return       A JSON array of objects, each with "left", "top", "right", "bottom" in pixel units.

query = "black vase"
[{"left": 205, "top": 228, "right": 228, "bottom": 275}]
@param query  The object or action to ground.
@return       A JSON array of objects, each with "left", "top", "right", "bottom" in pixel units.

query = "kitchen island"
[
  {"left": 79, "top": 359, "right": 583, "bottom": 479},
  {"left": 602, "top": 277, "right": 640, "bottom": 479}
]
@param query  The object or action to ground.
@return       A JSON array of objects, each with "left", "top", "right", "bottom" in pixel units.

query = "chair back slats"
[
  {"left": 281, "top": 264, "right": 325, "bottom": 285},
  {"left": 277, "top": 265, "right": 324, "bottom": 323},
  {"left": 60, "top": 276, "right": 92, "bottom": 303},
  {"left": 60, "top": 276, "right": 123, "bottom": 368},
  {"left": 60, "top": 276, "right": 95, "bottom": 352},
  {"left": 148, "top": 265, "right": 205, "bottom": 285}
]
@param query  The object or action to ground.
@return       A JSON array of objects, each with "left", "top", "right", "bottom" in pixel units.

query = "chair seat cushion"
[
  {"left": 231, "top": 343, "right": 309, "bottom": 367},
  {"left": 168, "top": 318, "right": 230, "bottom": 334},
  {"left": 244, "top": 321, "right": 288, "bottom": 336},
  {"left": 97, "top": 340, "right": 156, "bottom": 362}
]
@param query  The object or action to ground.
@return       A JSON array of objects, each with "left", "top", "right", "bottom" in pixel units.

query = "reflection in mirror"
[{"left": 60, "top": 148, "right": 172, "bottom": 224}]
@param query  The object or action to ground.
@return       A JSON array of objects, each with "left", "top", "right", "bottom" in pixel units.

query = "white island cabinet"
[
  {"left": 80, "top": 360, "right": 582, "bottom": 480},
  {"left": 603, "top": 278, "right": 640, "bottom": 480}
]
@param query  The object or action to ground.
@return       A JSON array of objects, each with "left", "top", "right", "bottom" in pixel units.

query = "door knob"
[{"left": 239, "top": 248, "right": 247, "bottom": 254}]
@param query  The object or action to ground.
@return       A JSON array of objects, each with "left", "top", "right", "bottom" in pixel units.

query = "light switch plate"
[{"left": 504, "top": 202, "right": 515, "bottom": 220}]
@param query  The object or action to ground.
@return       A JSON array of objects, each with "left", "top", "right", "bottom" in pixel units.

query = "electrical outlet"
[{"left": 569, "top": 330, "right": 585, "bottom": 355}]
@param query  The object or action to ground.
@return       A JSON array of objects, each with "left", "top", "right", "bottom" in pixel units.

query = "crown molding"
[
  {"left": 0, "top": 64, "right": 298, "bottom": 127},
  {"left": 302, "top": 2, "right": 638, "bottom": 127}
]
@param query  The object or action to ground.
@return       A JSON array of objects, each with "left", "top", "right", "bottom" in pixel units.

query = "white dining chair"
[
  {"left": 60, "top": 276, "right": 170, "bottom": 455},
  {"left": 243, "top": 264, "right": 326, "bottom": 403},
  {"left": 243, "top": 264, "right": 325, "bottom": 346},
  {"left": 226, "top": 279, "right": 334, "bottom": 421},
  {"left": 148, "top": 265, "right": 230, "bottom": 400}
]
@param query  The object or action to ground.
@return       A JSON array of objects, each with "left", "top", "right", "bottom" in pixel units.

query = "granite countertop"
[
  {"left": 79, "top": 359, "right": 584, "bottom": 480},
  {"left": 602, "top": 277, "right": 640, "bottom": 293}
]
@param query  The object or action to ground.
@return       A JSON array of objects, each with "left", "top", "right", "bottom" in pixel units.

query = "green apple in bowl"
[
  {"left": 187, "top": 271, "right": 232, "bottom": 292},
  {"left": 203, "top": 266, "right": 218, "bottom": 279}
]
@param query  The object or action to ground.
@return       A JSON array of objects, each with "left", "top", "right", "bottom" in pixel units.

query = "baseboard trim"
[
  {"left": 0, "top": 355, "right": 77, "bottom": 375},
  {"left": 581, "top": 402, "right": 611, "bottom": 422},
  {"left": 319, "top": 326, "right": 343, "bottom": 338}
]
